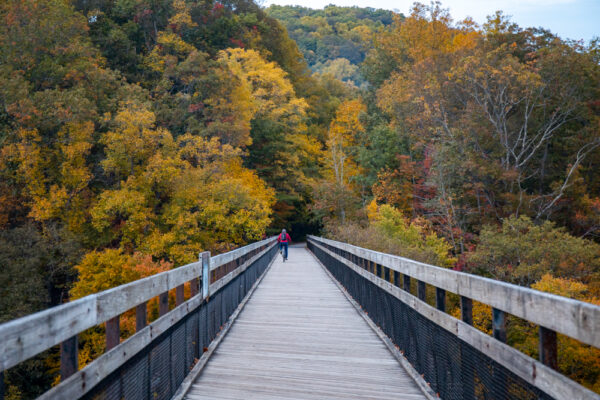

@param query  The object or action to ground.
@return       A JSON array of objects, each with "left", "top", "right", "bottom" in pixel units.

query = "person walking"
[{"left": 277, "top": 229, "right": 291, "bottom": 261}]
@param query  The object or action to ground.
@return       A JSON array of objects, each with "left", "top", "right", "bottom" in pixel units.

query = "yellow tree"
[
  {"left": 1, "top": 122, "right": 95, "bottom": 233},
  {"left": 323, "top": 98, "right": 365, "bottom": 222},
  {"left": 217, "top": 48, "right": 308, "bottom": 128}
]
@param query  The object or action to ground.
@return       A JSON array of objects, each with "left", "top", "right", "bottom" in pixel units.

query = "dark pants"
[{"left": 279, "top": 242, "right": 288, "bottom": 259}]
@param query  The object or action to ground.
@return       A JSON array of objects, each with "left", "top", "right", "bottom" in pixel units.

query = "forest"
[{"left": 0, "top": 0, "right": 599, "bottom": 397}]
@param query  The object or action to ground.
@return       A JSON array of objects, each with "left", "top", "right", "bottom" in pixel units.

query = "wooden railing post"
[
  {"left": 460, "top": 296, "right": 473, "bottom": 325},
  {"left": 492, "top": 308, "right": 507, "bottom": 342},
  {"left": 136, "top": 302, "right": 147, "bottom": 332},
  {"left": 435, "top": 288, "right": 446, "bottom": 312},
  {"left": 105, "top": 316, "right": 120, "bottom": 350},
  {"left": 201, "top": 251, "right": 211, "bottom": 299},
  {"left": 60, "top": 335, "right": 78, "bottom": 381},
  {"left": 539, "top": 326, "right": 558, "bottom": 370},
  {"left": 417, "top": 280, "right": 426, "bottom": 302}
]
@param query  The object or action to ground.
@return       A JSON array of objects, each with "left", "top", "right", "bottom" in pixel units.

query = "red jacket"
[{"left": 277, "top": 233, "right": 291, "bottom": 243}]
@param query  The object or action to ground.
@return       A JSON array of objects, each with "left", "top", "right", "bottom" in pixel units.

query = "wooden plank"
[
  {"left": 313, "top": 251, "right": 437, "bottom": 400},
  {"left": 0, "top": 296, "right": 96, "bottom": 371},
  {"left": 172, "top": 244, "right": 277, "bottom": 400},
  {"left": 209, "top": 243, "right": 276, "bottom": 295},
  {"left": 210, "top": 238, "right": 276, "bottom": 271},
  {"left": 184, "top": 246, "right": 429, "bottom": 400},
  {"left": 0, "top": 238, "right": 275, "bottom": 382},
  {"left": 309, "top": 240, "right": 600, "bottom": 400},
  {"left": 94, "top": 265, "right": 190, "bottom": 323},
  {"left": 308, "top": 236, "right": 600, "bottom": 348},
  {"left": 39, "top": 295, "right": 206, "bottom": 400}
]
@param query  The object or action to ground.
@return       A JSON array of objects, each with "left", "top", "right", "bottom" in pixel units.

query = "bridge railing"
[
  {"left": 308, "top": 235, "right": 600, "bottom": 400},
  {"left": 0, "top": 237, "right": 278, "bottom": 400}
]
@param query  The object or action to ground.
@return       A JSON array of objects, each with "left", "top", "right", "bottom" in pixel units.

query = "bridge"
[{"left": 1, "top": 236, "right": 599, "bottom": 399}]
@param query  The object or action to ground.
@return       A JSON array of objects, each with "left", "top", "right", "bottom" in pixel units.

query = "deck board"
[{"left": 185, "top": 245, "right": 428, "bottom": 400}]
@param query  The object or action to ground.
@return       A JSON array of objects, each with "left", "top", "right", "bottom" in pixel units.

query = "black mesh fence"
[
  {"left": 83, "top": 244, "right": 277, "bottom": 400},
  {"left": 308, "top": 241, "right": 554, "bottom": 400}
]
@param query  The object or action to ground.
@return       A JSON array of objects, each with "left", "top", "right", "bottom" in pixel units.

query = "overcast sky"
[{"left": 261, "top": 0, "right": 599, "bottom": 43}]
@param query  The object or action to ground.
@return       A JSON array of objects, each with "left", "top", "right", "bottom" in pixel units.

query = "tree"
[
  {"left": 467, "top": 215, "right": 600, "bottom": 286},
  {"left": 313, "top": 99, "right": 365, "bottom": 222}
]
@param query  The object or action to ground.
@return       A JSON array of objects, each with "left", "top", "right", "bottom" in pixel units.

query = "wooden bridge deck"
[{"left": 184, "top": 245, "right": 428, "bottom": 400}]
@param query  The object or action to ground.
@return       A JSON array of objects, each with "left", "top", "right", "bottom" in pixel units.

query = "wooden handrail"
[
  {"left": 308, "top": 237, "right": 600, "bottom": 400},
  {"left": 307, "top": 235, "right": 600, "bottom": 349},
  {"left": 0, "top": 237, "right": 276, "bottom": 372}
]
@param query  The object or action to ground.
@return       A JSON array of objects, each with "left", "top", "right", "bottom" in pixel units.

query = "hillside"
[{"left": 266, "top": 4, "right": 397, "bottom": 88}]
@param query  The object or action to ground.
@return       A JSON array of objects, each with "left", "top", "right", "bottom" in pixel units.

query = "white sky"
[{"left": 262, "top": 0, "right": 599, "bottom": 42}]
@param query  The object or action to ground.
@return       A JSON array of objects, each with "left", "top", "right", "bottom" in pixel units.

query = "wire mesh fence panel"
[
  {"left": 308, "top": 241, "right": 554, "bottom": 400},
  {"left": 82, "top": 244, "right": 276, "bottom": 400}
]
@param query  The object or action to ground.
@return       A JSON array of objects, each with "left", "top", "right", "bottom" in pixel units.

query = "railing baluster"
[
  {"left": 403, "top": 274, "right": 411, "bottom": 292},
  {"left": 136, "top": 302, "right": 147, "bottom": 332},
  {"left": 435, "top": 288, "right": 446, "bottom": 312},
  {"left": 0, "top": 370, "right": 4, "bottom": 400},
  {"left": 460, "top": 296, "right": 473, "bottom": 325},
  {"left": 159, "top": 292, "right": 169, "bottom": 316},
  {"left": 539, "top": 326, "right": 558, "bottom": 370},
  {"left": 492, "top": 308, "right": 507, "bottom": 342},
  {"left": 60, "top": 335, "right": 78, "bottom": 381},
  {"left": 176, "top": 284, "right": 185, "bottom": 306},
  {"left": 105, "top": 316, "right": 120, "bottom": 350},
  {"left": 417, "top": 280, "right": 426, "bottom": 301},
  {"left": 393, "top": 270, "right": 400, "bottom": 287},
  {"left": 384, "top": 267, "right": 390, "bottom": 282},
  {"left": 190, "top": 277, "right": 200, "bottom": 297},
  {"left": 460, "top": 296, "right": 475, "bottom": 399}
]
